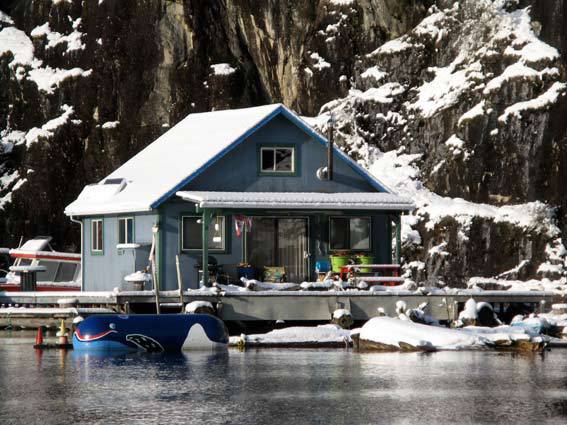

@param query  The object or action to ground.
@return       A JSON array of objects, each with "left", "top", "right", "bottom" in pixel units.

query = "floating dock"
[{"left": 0, "top": 289, "right": 560, "bottom": 328}]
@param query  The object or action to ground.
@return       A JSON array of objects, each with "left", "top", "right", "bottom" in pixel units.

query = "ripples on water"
[{"left": 2, "top": 331, "right": 567, "bottom": 424}]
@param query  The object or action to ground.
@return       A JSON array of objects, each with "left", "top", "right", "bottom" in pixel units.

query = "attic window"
[{"left": 259, "top": 146, "right": 296, "bottom": 175}]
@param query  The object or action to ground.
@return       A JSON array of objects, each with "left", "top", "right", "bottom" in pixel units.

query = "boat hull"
[{"left": 73, "top": 314, "right": 228, "bottom": 352}]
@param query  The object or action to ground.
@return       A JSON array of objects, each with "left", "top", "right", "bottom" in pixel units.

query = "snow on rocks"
[
  {"left": 0, "top": 27, "right": 40, "bottom": 69},
  {"left": 0, "top": 19, "right": 91, "bottom": 94},
  {"left": 28, "top": 67, "right": 91, "bottom": 94},
  {"left": 356, "top": 316, "right": 546, "bottom": 352},
  {"left": 306, "top": 1, "right": 566, "bottom": 290},
  {"left": 368, "top": 149, "right": 560, "bottom": 237},
  {"left": 353, "top": 82, "right": 405, "bottom": 104},
  {"left": 309, "top": 52, "right": 331, "bottom": 70},
  {"left": 101, "top": 121, "right": 120, "bottom": 130},
  {"left": 360, "top": 66, "right": 387, "bottom": 83},
  {"left": 24, "top": 104, "right": 77, "bottom": 146},
  {"left": 0, "top": 11, "right": 14, "bottom": 24},
  {"left": 499, "top": 82, "right": 567, "bottom": 123},
  {"left": 467, "top": 277, "right": 567, "bottom": 294},
  {"left": 409, "top": 56, "right": 484, "bottom": 119},
  {"left": 357, "top": 316, "right": 482, "bottom": 351},
  {"left": 30, "top": 19, "right": 85, "bottom": 53},
  {"left": 210, "top": 63, "right": 236, "bottom": 76}
]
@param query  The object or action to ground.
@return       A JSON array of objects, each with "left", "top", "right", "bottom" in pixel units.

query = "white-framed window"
[
  {"left": 329, "top": 217, "right": 371, "bottom": 251},
  {"left": 181, "top": 216, "right": 226, "bottom": 251},
  {"left": 118, "top": 217, "right": 134, "bottom": 244},
  {"left": 260, "top": 146, "right": 295, "bottom": 174},
  {"left": 91, "top": 219, "right": 104, "bottom": 253}
]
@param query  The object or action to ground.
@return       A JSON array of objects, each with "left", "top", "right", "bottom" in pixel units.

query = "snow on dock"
[{"left": 230, "top": 324, "right": 351, "bottom": 348}]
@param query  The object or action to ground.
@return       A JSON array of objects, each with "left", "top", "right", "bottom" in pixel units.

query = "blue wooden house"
[{"left": 65, "top": 104, "right": 414, "bottom": 291}]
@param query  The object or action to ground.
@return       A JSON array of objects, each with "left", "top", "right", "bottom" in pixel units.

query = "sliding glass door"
[{"left": 246, "top": 217, "right": 308, "bottom": 283}]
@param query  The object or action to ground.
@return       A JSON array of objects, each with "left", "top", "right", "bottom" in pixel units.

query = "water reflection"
[{"left": 2, "top": 333, "right": 567, "bottom": 424}]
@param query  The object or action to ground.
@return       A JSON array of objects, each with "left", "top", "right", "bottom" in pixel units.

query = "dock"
[{"left": 0, "top": 289, "right": 561, "bottom": 328}]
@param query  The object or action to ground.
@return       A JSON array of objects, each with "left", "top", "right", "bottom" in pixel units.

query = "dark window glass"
[
  {"left": 330, "top": 217, "right": 371, "bottom": 250},
  {"left": 350, "top": 218, "right": 371, "bottom": 250},
  {"left": 36, "top": 260, "right": 60, "bottom": 282},
  {"left": 330, "top": 218, "right": 349, "bottom": 250},
  {"left": 54, "top": 263, "right": 78, "bottom": 282},
  {"left": 182, "top": 216, "right": 225, "bottom": 250},
  {"left": 92, "top": 220, "right": 103, "bottom": 251},
  {"left": 118, "top": 220, "right": 125, "bottom": 245},
  {"left": 261, "top": 149, "right": 274, "bottom": 171},
  {"left": 275, "top": 148, "right": 293, "bottom": 171},
  {"left": 118, "top": 218, "right": 133, "bottom": 244},
  {"left": 127, "top": 219, "right": 133, "bottom": 243}
]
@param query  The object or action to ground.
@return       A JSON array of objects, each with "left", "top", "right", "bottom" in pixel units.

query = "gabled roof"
[{"left": 65, "top": 104, "right": 392, "bottom": 216}]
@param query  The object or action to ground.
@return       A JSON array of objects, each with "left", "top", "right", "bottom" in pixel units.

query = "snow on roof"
[
  {"left": 176, "top": 191, "right": 415, "bottom": 211},
  {"left": 66, "top": 104, "right": 393, "bottom": 216}
]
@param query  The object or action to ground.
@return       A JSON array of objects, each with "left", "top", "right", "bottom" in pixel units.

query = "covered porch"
[{"left": 175, "top": 191, "right": 414, "bottom": 287}]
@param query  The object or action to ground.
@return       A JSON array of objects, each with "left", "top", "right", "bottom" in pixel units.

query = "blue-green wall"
[{"left": 187, "top": 114, "right": 376, "bottom": 192}]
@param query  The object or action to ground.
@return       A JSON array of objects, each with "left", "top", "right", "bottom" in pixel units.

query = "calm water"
[{"left": 2, "top": 331, "right": 567, "bottom": 425}]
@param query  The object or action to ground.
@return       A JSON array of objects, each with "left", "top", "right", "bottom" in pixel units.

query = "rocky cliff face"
[{"left": 1, "top": 0, "right": 566, "bottom": 286}]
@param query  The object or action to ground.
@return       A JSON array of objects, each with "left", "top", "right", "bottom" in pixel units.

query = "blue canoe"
[{"left": 73, "top": 314, "right": 229, "bottom": 352}]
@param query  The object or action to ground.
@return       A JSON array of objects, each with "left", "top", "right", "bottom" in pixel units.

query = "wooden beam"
[
  {"left": 395, "top": 215, "right": 402, "bottom": 265},
  {"left": 201, "top": 208, "right": 212, "bottom": 287}
]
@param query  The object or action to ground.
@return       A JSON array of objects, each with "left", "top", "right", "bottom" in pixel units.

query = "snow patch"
[
  {"left": 25, "top": 105, "right": 75, "bottom": 146},
  {"left": 499, "top": 82, "right": 567, "bottom": 122},
  {"left": 210, "top": 63, "right": 236, "bottom": 76},
  {"left": 310, "top": 52, "right": 331, "bottom": 70}
]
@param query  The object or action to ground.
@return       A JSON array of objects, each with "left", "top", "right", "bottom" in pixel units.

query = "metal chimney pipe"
[{"left": 327, "top": 113, "right": 334, "bottom": 180}]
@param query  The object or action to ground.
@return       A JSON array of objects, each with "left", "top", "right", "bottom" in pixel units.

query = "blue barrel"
[{"left": 73, "top": 314, "right": 228, "bottom": 352}]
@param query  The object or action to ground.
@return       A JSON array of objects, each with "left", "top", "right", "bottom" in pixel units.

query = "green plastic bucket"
[
  {"left": 330, "top": 255, "right": 350, "bottom": 273},
  {"left": 357, "top": 256, "right": 374, "bottom": 273}
]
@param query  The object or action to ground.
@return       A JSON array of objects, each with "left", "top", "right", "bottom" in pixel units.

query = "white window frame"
[
  {"left": 118, "top": 217, "right": 134, "bottom": 245},
  {"left": 91, "top": 219, "right": 104, "bottom": 253},
  {"left": 181, "top": 215, "right": 226, "bottom": 251},
  {"left": 260, "top": 146, "right": 296, "bottom": 174}
]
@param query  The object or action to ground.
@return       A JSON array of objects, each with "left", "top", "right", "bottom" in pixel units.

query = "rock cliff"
[{"left": 1, "top": 0, "right": 566, "bottom": 286}]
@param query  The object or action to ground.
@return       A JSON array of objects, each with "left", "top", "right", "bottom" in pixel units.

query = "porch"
[{"left": 174, "top": 191, "right": 413, "bottom": 287}]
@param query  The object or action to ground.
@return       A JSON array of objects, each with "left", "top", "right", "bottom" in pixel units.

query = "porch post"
[
  {"left": 202, "top": 208, "right": 211, "bottom": 287},
  {"left": 395, "top": 214, "right": 402, "bottom": 265}
]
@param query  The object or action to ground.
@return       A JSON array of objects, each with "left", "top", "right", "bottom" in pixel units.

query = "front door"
[{"left": 246, "top": 217, "right": 309, "bottom": 283}]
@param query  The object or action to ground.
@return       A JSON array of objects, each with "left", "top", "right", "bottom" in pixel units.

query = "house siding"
[
  {"left": 187, "top": 114, "right": 376, "bottom": 193},
  {"left": 82, "top": 213, "right": 156, "bottom": 291}
]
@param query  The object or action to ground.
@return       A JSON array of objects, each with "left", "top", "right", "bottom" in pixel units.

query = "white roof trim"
[{"left": 176, "top": 191, "right": 415, "bottom": 211}]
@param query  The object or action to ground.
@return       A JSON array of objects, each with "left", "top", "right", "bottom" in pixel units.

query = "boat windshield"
[
  {"left": 54, "top": 262, "right": 79, "bottom": 282},
  {"left": 36, "top": 260, "right": 60, "bottom": 282}
]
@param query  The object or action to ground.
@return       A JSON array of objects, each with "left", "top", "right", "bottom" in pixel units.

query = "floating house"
[{"left": 65, "top": 104, "right": 414, "bottom": 291}]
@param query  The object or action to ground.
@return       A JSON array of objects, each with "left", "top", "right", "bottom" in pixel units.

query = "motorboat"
[{"left": 0, "top": 237, "right": 81, "bottom": 292}]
